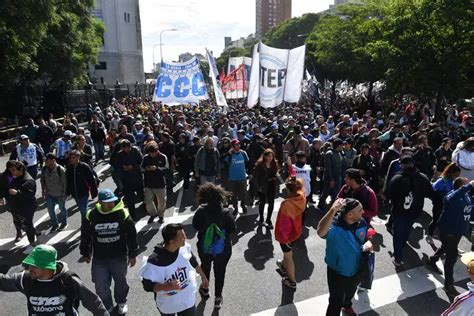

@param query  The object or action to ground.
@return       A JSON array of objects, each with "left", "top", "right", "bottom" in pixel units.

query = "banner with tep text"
[
  {"left": 153, "top": 56, "right": 208, "bottom": 104},
  {"left": 247, "top": 42, "right": 305, "bottom": 108}
]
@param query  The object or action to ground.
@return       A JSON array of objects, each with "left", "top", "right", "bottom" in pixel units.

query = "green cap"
[{"left": 22, "top": 245, "right": 57, "bottom": 270}]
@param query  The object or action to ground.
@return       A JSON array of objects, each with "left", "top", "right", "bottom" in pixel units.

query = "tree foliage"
[
  {"left": 0, "top": 0, "right": 104, "bottom": 89},
  {"left": 264, "top": 13, "right": 320, "bottom": 49}
]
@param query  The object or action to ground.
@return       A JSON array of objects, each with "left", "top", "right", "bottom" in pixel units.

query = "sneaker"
[
  {"left": 49, "top": 225, "right": 59, "bottom": 234},
  {"left": 281, "top": 277, "right": 297, "bottom": 290},
  {"left": 58, "top": 223, "right": 68, "bottom": 230},
  {"left": 214, "top": 296, "right": 223, "bottom": 310},
  {"left": 392, "top": 259, "right": 404, "bottom": 267},
  {"left": 158, "top": 217, "right": 164, "bottom": 224},
  {"left": 458, "top": 248, "right": 466, "bottom": 255},
  {"left": 265, "top": 220, "right": 273, "bottom": 229},
  {"left": 15, "top": 231, "right": 23, "bottom": 242},
  {"left": 117, "top": 303, "right": 128, "bottom": 314},
  {"left": 425, "top": 260, "right": 443, "bottom": 274},
  {"left": 276, "top": 259, "right": 287, "bottom": 277},
  {"left": 199, "top": 286, "right": 210, "bottom": 299},
  {"left": 342, "top": 306, "right": 357, "bottom": 316},
  {"left": 444, "top": 285, "right": 461, "bottom": 298},
  {"left": 147, "top": 216, "right": 156, "bottom": 224}
]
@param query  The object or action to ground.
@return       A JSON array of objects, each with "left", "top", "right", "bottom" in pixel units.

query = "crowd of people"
[{"left": 0, "top": 95, "right": 473, "bottom": 315}]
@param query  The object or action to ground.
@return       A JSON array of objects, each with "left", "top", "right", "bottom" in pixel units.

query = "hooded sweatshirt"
[
  {"left": 0, "top": 261, "right": 108, "bottom": 315},
  {"left": 80, "top": 199, "right": 138, "bottom": 259},
  {"left": 274, "top": 190, "right": 306, "bottom": 244}
]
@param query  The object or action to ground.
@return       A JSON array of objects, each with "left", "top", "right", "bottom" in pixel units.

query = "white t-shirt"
[
  {"left": 293, "top": 163, "right": 312, "bottom": 197},
  {"left": 16, "top": 144, "right": 38, "bottom": 167},
  {"left": 140, "top": 243, "right": 197, "bottom": 314}
]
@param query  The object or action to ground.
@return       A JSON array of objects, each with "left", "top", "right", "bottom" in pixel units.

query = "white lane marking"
[
  {"left": 251, "top": 261, "right": 468, "bottom": 316},
  {"left": 96, "top": 164, "right": 110, "bottom": 176},
  {"left": 173, "top": 185, "right": 184, "bottom": 217},
  {"left": 45, "top": 230, "right": 76, "bottom": 245},
  {"left": 33, "top": 211, "right": 52, "bottom": 227}
]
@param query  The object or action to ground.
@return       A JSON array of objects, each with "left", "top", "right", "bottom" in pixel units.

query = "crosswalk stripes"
[
  {"left": 252, "top": 261, "right": 469, "bottom": 316},
  {"left": 0, "top": 212, "right": 195, "bottom": 252}
]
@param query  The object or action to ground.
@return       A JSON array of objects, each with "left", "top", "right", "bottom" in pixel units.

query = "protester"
[
  {"left": 9, "top": 134, "right": 44, "bottom": 179},
  {"left": 318, "top": 139, "right": 344, "bottom": 210},
  {"left": 142, "top": 142, "right": 168, "bottom": 224},
  {"left": 425, "top": 178, "right": 474, "bottom": 300},
  {"left": 385, "top": 155, "right": 433, "bottom": 267},
  {"left": 66, "top": 150, "right": 98, "bottom": 219},
  {"left": 275, "top": 177, "right": 306, "bottom": 290},
  {"left": 194, "top": 138, "right": 220, "bottom": 185},
  {"left": 53, "top": 130, "right": 73, "bottom": 166},
  {"left": 192, "top": 183, "right": 236, "bottom": 310},
  {"left": 0, "top": 244, "right": 109, "bottom": 315},
  {"left": 41, "top": 153, "right": 68, "bottom": 232},
  {"left": 254, "top": 149, "right": 279, "bottom": 227},
  {"left": 226, "top": 139, "right": 249, "bottom": 215},
  {"left": 80, "top": 189, "right": 138, "bottom": 314},
  {"left": 140, "top": 223, "right": 209, "bottom": 315},
  {"left": 317, "top": 198, "right": 373, "bottom": 316}
]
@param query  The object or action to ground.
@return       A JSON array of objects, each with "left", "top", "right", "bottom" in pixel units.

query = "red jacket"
[{"left": 275, "top": 190, "right": 306, "bottom": 244}]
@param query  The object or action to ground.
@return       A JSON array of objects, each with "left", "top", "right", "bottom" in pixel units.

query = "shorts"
[{"left": 280, "top": 242, "right": 295, "bottom": 253}]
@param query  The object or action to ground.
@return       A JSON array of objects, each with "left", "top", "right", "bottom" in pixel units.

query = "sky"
[{"left": 139, "top": 0, "right": 334, "bottom": 72}]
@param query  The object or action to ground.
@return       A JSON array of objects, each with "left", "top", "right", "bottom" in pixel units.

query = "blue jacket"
[
  {"left": 438, "top": 184, "right": 473, "bottom": 236},
  {"left": 432, "top": 177, "right": 454, "bottom": 195},
  {"left": 324, "top": 217, "right": 368, "bottom": 277},
  {"left": 226, "top": 151, "right": 249, "bottom": 181}
]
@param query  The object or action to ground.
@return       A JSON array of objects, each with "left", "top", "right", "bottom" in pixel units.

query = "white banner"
[
  {"left": 153, "top": 56, "right": 208, "bottom": 104},
  {"left": 247, "top": 42, "right": 306, "bottom": 108},
  {"left": 226, "top": 57, "right": 252, "bottom": 99},
  {"left": 205, "top": 48, "right": 228, "bottom": 109}
]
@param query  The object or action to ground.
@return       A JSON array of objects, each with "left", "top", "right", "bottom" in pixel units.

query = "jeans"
[
  {"left": 160, "top": 306, "right": 196, "bottom": 316},
  {"left": 93, "top": 141, "right": 105, "bottom": 161},
  {"left": 198, "top": 249, "right": 232, "bottom": 298},
  {"left": 229, "top": 180, "right": 247, "bottom": 211},
  {"left": 75, "top": 195, "right": 89, "bottom": 219},
  {"left": 393, "top": 215, "right": 416, "bottom": 262},
  {"left": 144, "top": 187, "right": 166, "bottom": 218},
  {"left": 91, "top": 257, "right": 129, "bottom": 311},
  {"left": 430, "top": 232, "right": 461, "bottom": 286},
  {"left": 46, "top": 195, "right": 67, "bottom": 226},
  {"left": 326, "top": 267, "right": 360, "bottom": 316},
  {"left": 258, "top": 189, "right": 275, "bottom": 222}
]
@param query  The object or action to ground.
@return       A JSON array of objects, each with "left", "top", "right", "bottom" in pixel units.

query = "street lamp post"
[
  {"left": 152, "top": 44, "right": 160, "bottom": 72},
  {"left": 159, "top": 28, "right": 177, "bottom": 62}
]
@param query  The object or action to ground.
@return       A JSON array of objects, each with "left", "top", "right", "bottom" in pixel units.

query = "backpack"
[
  {"left": 23, "top": 270, "right": 81, "bottom": 310},
  {"left": 202, "top": 223, "right": 226, "bottom": 256}
]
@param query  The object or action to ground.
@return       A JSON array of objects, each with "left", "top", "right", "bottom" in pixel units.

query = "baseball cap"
[
  {"left": 20, "top": 134, "right": 29, "bottom": 140},
  {"left": 64, "top": 130, "right": 73, "bottom": 137},
  {"left": 231, "top": 139, "right": 240, "bottom": 146},
  {"left": 22, "top": 245, "right": 57, "bottom": 270},
  {"left": 460, "top": 252, "right": 474, "bottom": 274},
  {"left": 98, "top": 189, "right": 118, "bottom": 203}
]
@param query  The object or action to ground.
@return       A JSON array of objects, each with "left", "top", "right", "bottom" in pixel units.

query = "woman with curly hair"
[
  {"left": 254, "top": 149, "right": 279, "bottom": 228},
  {"left": 192, "top": 183, "right": 236, "bottom": 310}
]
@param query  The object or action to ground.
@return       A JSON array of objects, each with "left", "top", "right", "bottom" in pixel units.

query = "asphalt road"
[{"left": 0, "top": 155, "right": 471, "bottom": 316}]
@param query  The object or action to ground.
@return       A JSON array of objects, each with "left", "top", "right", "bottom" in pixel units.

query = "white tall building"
[{"left": 88, "top": 0, "right": 145, "bottom": 85}]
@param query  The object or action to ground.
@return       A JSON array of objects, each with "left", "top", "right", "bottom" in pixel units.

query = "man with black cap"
[
  {"left": 317, "top": 198, "right": 374, "bottom": 316},
  {"left": 338, "top": 168, "right": 379, "bottom": 224},
  {"left": 318, "top": 138, "right": 344, "bottom": 210},
  {"left": 0, "top": 244, "right": 109, "bottom": 315},
  {"left": 413, "top": 134, "right": 436, "bottom": 180},
  {"left": 9, "top": 134, "right": 44, "bottom": 179},
  {"left": 385, "top": 154, "right": 434, "bottom": 267},
  {"left": 80, "top": 188, "right": 138, "bottom": 315},
  {"left": 434, "top": 137, "right": 453, "bottom": 178}
]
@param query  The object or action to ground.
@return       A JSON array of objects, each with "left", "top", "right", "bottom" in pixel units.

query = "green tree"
[
  {"left": 383, "top": 0, "right": 474, "bottom": 116},
  {"left": 264, "top": 13, "right": 320, "bottom": 49},
  {"left": 0, "top": 0, "right": 104, "bottom": 89}
]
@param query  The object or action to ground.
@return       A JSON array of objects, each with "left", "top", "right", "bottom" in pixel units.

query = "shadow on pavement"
[{"left": 244, "top": 225, "right": 274, "bottom": 270}]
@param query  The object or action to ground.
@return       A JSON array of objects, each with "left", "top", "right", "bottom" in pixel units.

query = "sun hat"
[{"left": 22, "top": 245, "right": 57, "bottom": 270}]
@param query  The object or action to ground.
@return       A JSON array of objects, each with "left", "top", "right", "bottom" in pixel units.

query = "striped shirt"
[{"left": 441, "top": 282, "right": 474, "bottom": 316}]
